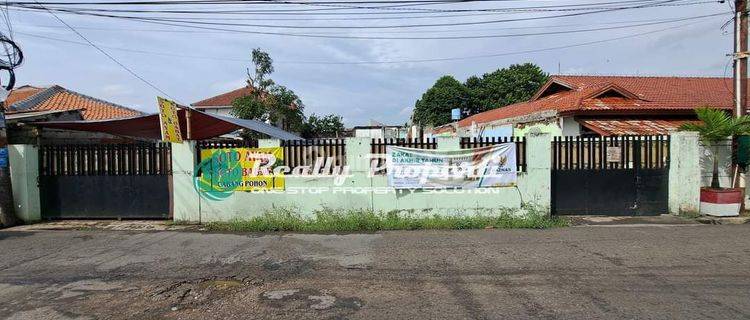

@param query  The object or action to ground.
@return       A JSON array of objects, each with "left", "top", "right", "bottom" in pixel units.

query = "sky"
[{"left": 1, "top": 0, "right": 737, "bottom": 126}]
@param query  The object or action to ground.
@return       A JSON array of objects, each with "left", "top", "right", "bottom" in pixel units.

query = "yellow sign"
[
  {"left": 198, "top": 147, "right": 285, "bottom": 192},
  {"left": 157, "top": 97, "right": 183, "bottom": 143}
]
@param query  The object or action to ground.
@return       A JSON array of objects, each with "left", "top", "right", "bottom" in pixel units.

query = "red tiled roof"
[
  {"left": 4, "top": 85, "right": 45, "bottom": 106},
  {"left": 458, "top": 75, "right": 736, "bottom": 127},
  {"left": 6, "top": 85, "right": 144, "bottom": 120},
  {"left": 578, "top": 119, "right": 700, "bottom": 136},
  {"left": 192, "top": 86, "right": 255, "bottom": 107}
]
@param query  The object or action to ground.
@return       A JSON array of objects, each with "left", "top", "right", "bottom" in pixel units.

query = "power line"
[
  {"left": 15, "top": 19, "right": 719, "bottom": 65},
  {"left": 12, "top": 0, "right": 714, "bottom": 30},
  {"left": 15, "top": 11, "right": 727, "bottom": 39},
  {"left": 30, "top": 0, "right": 175, "bottom": 99}
]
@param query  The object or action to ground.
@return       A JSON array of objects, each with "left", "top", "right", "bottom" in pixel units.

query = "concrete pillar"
[
  {"left": 171, "top": 141, "right": 201, "bottom": 222},
  {"left": 669, "top": 132, "right": 701, "bottom": 215},
  {"left": 436, "top": 137, "right": 461, "bottom": 151},
  {"left": 258, "top": 139, "right": 281, "bottom": 148},
  {"left": 521, "top": 132, "right": 552, "bottom": 212},
  {"left": 345, "top": 137, "right": 372, "bottom": 173},
  {"left": 9, "top": 145, "right": 40, "bottom": 222}
]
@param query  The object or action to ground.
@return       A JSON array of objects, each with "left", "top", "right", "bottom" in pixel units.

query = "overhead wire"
[{"left": 28, "top": 0, "right": 175, "bottom": 99}]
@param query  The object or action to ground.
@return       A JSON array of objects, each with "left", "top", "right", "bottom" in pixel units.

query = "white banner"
[{"left": 386, "top": 143, "right": 517, "bottom": 189}]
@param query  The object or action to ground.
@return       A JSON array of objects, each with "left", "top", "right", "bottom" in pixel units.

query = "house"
[
  {"left": 3, "top": 85, "right": 146, "bottom": 144},
  {"left": 192, "top": 85, "right": 299, "bottom": 132},
  {"left": 5, "top": 85, "right": 144, "bottom": 120},
  {"left": 350, "top": 125, "right": 408, "bottom": 139},
  {"left": 449, "top": 75, "right": 736, "bottom": 137}
]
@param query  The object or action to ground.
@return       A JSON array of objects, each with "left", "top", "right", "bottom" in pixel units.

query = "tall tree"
[
  {"left": 410, "top": 63, "right": 548, "bottom": 125},
  {"left": 412, "top": 76, "right": 469, "bottom": 127},
  {"left": 232, "top": 48, "right": 305, "bottom": 137},
  {"left": 467, "top": 63, "right": 548, "bottom": 113}
]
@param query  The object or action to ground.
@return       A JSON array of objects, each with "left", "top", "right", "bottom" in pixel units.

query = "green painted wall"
[
  {"left": 173, "top": 134, "right": 553, "bottom": 223},
  {"left": 9, "top": 144, "right": 41, "bottom": 222}
]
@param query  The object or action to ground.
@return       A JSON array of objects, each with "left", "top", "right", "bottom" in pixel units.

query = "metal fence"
[
  {"left": 40, "top": 143, "right": 172, "bottom": 176},
  {"left": 370, "top": 138, "right": 437, "bottom": 174},
  {"left": 195, "top": 139, "right": 259, "bottom": 149},
  {"left": 281, "top": 139, "right": 346, "bottom": 174},
  {"left": 552, "top": 135, "right": 670, "bottom": 170},
  {"left": 460, "top": 136, "right": 527, "bottom": 172}
]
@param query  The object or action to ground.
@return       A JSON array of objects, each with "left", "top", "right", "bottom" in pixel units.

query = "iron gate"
[
  {"left": 39, "top": 143, "right": 172, "bottom": 219},
  {"left": 552, "top": 136, "right": 669, "bottom": 216}
]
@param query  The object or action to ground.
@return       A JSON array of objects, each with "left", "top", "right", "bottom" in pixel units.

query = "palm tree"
[{"left": 679, "top": 107, "right": 750, "bottom": 188}]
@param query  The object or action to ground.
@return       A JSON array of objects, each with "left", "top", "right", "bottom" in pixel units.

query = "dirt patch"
[{"left": 260, "top": 288, "right": 363, "bottom": 311}]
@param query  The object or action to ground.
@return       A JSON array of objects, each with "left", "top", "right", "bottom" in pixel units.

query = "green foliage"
[
  {"left": 411, "top": 63, "right": 548, "bottom": 126},
  {"left": 679, "top": 107, "right": 750, "bottom": 143},
  {"left": 204, "top": 207, "right": 569, "bottom": 232},
  {"left": 467, "top": 63, "right": 549, "bottom": 113},
  {"left": 412, "top": 75, "right": 469, "bottom": 126},
  {"left": 301, "top": 113, "right": 345, "bottom": 138},
  {"left": 231, "top": 48, "right": 305, "bottom": 137},
  {"left": 679, "top": 107, "right": 750, "bottom": 188}
]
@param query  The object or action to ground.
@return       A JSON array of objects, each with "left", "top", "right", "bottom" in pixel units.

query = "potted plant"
[{"left": 680, "top": 107, "right": 750, "bottom": 216}]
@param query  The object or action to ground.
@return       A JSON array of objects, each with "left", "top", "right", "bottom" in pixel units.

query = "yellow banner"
[
  {"left": 198, "top": 147, "right": 285, "bottom": 192},
  {"left": 157, "top": 97, "right": 183, "bottom": 143}
]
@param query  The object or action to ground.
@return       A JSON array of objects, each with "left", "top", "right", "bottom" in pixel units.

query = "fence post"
[
  {"left": 258, "top": 139, "right": 281, "bottom": 148},
  {"left": 521, "top": 132, "right": 552, "bottom": 213},
  {"left": 8, "top": 145, "right": 40, "bottom": 222},
  {"left": 436, "top": 137, "right": 460, "bottom": 151},
  {"left": 669, "top": 132, "right": 700, "bottom": 215},
  {"left": 171, "top": 141, "right": 201, "bottom": 222}
]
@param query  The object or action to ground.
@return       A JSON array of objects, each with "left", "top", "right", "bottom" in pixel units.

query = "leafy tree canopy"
[
  {"left": 412, "top": 75, "right": 469, "bottom": 127},
  {"left": 411, "top": 63, "right": 548, "bottom": 127},
  {"left": 302, "top": 114, "right": 345, "bottom": 138}
]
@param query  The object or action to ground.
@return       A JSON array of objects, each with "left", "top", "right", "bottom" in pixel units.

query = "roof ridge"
[
  {"left": 553, "top": 74, "right": 730, "bottom": 80},
  {"left": 9, "top": 85, "right": 63, "bottom": 111},
  {"left": 192, "top": 85, "right": 253, "bottom": 106}
]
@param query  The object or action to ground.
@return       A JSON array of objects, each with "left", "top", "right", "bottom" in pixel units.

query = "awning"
[
  {"left": 30, "top": 108, "right": 302, "bottom": 140},
  {"left": 578, "top": 119, "right": 697, "bottom": 136}
]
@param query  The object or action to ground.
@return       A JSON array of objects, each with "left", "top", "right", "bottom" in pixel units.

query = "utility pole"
[
  {"left": 0, "top": 95, "right": 17, "bottom": 228},
  {"left": 734, "top": 0, "right": 748, "bottom": 117}
]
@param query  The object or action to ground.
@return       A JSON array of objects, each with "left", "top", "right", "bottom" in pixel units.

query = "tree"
[
  {"left": 232, "top": 48, "right": 305, "bottom": 138},
  {"left": 410, "top": 63, "right": 548, "bottom": 126},
  {"left": 302, "top": 114, "right": 345, "bottom": 138},
  {"left": 412, "top": 76, "right": 469, "bottom": 127},
  {"left": 680, "top": 107, "right": 750, "bottom": 188},
  {"left": 467, "top": 63, "right": 548, "bottom": 113}
]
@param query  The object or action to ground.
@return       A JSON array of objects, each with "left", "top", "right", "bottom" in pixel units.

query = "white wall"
[
  {"left": 561, "top": 117, "right": 580, "bottom": 136},
  {"left": 699, "top": 140, "right": 733, "bottom": 188}
]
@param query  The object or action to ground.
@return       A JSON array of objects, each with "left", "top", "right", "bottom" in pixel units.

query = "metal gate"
[
  {"left": 39, "top": 143, "right": 172, "bottom": 219},
  {"left": 552, "top": 136, "right": 669, "bottom": 216}
]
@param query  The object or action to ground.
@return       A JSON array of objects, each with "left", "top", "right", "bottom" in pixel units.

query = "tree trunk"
[{"left": 711, "top": 145, "right": 721, "bottom": 189}]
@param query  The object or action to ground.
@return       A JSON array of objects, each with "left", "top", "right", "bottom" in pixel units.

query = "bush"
[{"left": 204, "top": 206, "right": 568, "bottom": 232}]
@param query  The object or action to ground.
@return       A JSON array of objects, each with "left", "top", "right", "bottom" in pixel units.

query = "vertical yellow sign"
[{"left": 157, "top": 97, "right": 183, "bottom": 143}]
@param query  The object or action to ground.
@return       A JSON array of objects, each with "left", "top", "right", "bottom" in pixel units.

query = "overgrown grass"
[{"left": 204, "top": 206, "right": 569, "bottom": 232}]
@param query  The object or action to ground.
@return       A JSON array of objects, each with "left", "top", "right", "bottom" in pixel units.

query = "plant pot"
[{"left": 700, "top": 187, "right": 743, "bottom": 217}]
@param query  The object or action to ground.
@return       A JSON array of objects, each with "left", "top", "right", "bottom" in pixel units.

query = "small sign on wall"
[{"left": 606, "top": 146, "right": 621, "bottom": 163}]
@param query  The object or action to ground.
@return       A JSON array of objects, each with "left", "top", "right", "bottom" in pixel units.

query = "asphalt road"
[{"left": 1, "top": 224, "right": 750, "bottom": 319}]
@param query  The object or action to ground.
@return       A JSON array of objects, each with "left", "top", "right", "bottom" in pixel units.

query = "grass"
[{"left": 204, "top": 206, "right": 569, "bottom": 232}]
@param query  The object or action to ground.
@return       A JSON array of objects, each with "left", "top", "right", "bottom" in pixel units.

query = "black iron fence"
[
  {"left": 552, "top": 135, "right": 670, "bottom": 170},
  {"left": 460, "top": 137, "right": 527, "bottom": 172},
  {"left": 196, "top": 139, "right": 259, "bottom": 149},
  {"left": 40, "top": 143, "right": 172, "bottom": 176}
]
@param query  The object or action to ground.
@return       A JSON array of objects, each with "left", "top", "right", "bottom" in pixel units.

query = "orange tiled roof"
[
  {"left": 458, "top": 75, "right": 736, "bottom": 127},
  {"left": 4, "top": 85, "right": 45, "bottom": 106},
  {"left": 192, "top": 86, "right": 255, "bottom": 107},
  {"left": 6, "top": 85, "right": 143, "bottom": 120},
  {"left": 578, "top": 119, "right": 700, "bottom": 136}
]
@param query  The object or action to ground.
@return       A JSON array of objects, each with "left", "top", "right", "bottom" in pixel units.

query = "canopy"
[{"left": 31, "top": 107, "right": 303, "bottom": 140}]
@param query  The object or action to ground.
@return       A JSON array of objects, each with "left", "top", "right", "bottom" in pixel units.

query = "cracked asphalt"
[{"left": 1, "top": 224, "right": 750, "bottom": 319}]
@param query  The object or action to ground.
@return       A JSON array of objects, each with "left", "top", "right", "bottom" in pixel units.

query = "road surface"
[{"left": 1, "top": 224, "right": 749, "bottom": 319}]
